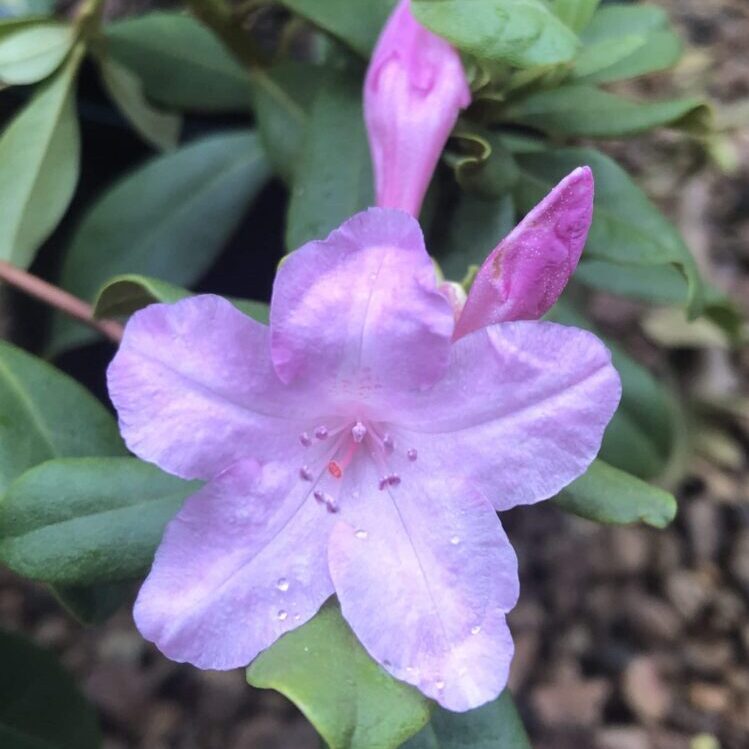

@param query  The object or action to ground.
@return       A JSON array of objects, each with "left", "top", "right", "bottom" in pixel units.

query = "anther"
[
  {"left": 407, "top": 448, "right": 418, "bottom": 462},
  {"left": 299, "top": 466, "right": 312, "bottom": 481},
  {"left": 351, "top": 421, "right": 367, "bottom": 443},
  {"left": 299, "top": 432, "right": 311, "bottom": 447},
  {"left": 314, "top": 425, "right": 328, "bottom": 440}
]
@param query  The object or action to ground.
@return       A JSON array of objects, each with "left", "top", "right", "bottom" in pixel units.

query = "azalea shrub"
[{"left": 0, "top": 0, "right": 740, "bottom": 747}]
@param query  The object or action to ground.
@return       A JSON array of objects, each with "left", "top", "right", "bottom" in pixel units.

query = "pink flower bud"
[
  {"left": 364, "top": 0, "right": 471, "bottom": 217},
  {"left": 454, "top": 167, "right": 595, "bottom": 340}
]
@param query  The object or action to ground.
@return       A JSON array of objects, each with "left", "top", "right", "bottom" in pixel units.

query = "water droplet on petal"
[
  {"left": 277, "top": 610, "right": 288, "bottom": 621},
  {"left": 314, "top": 425, "right": 328, "bottom": 440},
  {"left": 351, "top": 421, "right": 367, "bottom": 442},
  {"left": 325, "top": 497, "right": 339, "bottom": 513},
  {"left": 435, "top": 680, "right": 445, "bottom": 691},
  {"left": 276, "top": 578, "right": 289, "bottom": 592},
  {"left": 299, "top": 432, "right": 311, "bottom": 447},
  {"left": 407, "top": 448, "right": 418, "bottom": 462},
  {"left": 450, "top": 535, "right": 460, "bottom": 545},
  {"left": 383, "top": 659, "right": 392, "bottom": 668},
  {"left": 378, "top": 477, "right": 389, "bottom": 491},
  {"left": 387, "top": 474, "right": 401, "bottom": 487},
  {"left": 313, "top": 489, "right": 325, "bottom": 503},
  {"left": 383, "top": 433, "right": 394, "bottom": 452},
  {"left": 471, "top": 625, "right": 481, "bottom": 635},
  {"left": 355, "top": 529, "right": 368, "bottom": 539},
  {"left": 294, "top": 613, "right": 301, "bottom": 621}
]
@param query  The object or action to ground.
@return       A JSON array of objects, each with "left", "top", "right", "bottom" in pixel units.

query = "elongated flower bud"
[
  {"left": 364, "top": 0, "right": 471, "bottom": 217},
  {"left": 454, "top": 167, "right": 595, "bottom": 340}
]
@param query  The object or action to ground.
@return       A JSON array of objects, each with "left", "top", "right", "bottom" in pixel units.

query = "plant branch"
[
  {"left": 185, "top": 0, "right": 265, "bottom": 69},
  {"left": 0, "top": 260, "right": 123, "bottom": 344}
]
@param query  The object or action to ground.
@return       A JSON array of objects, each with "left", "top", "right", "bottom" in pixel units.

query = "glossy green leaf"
[
  {"left": 571, "top": 34, "right": 651, "bottom": 79},
  {"left": 247, "top": 603, "right": 430, "bottom": 749},
  {"left": 92, "top": 274, "right": 269, "bottom": 324},
  {"left": 99, "top": 56, "right": 181, "bottom": 151},
  {"left": 0, "top": 457, "right": 195, "bottom": 585},
  {"left": 552, "top": 0, "right": 599, "bottom": 32},
  {"left": 286, "top": 71, "right": 373, "bottom": 251},
  {"left": 554, "top": 459, "right": 676, "bottom": 528},
  {"left": 278, "top": 0, "right": 395, "bottom": 57},
  {"left": 504, "top": 86, "right": 710, "bottom": 138},
  {"left": 577, "top": 3, "right": 681, "bottom": 82},
  {"left": 49, "top": 130, "right": 270, "bottom": 354},
  {"left": 0, "top": 45, "right": 81, "bottom": 267},
  {"left": 514, "top": 147, "right": 704, "bottom": 315},
  {"left": 105, "top": 12, "right": 252, "bottom": 111},
  {"left": 249, "top": 62, "right": 321, "bottom": 183},
  {"left": 575, "top": 258, "right": 689, "bottom": 304},
  {"left": 403, "top": 690, "right": 531, "bottom": 749},
  {"left": 0, "top": 341, "right": 126, "bottom": 494},
  {"left": 412, "top": 0, "right": 579, "bottom": 67},
  {"left": 0, "top": 21, "right": 75, "bottom": 84},
  {"left": 0, "top": 631, "right": 100, "bottom": 749}
]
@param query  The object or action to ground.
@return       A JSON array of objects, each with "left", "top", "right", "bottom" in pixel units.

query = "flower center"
[{"left": 297, "top": 419, "right": 419, "bottom": 513}]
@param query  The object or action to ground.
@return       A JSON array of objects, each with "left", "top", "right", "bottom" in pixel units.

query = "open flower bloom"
[
  {"left": 108, "top": 170, "right": 620, "bottom": 712},
  {"left": 365, "top": 0, "right": 471, "bottom": 216}
]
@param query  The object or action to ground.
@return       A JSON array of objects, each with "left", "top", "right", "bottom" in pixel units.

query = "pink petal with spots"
[
  {"left": 134, "top": 459, "right": 335, "bottom": 669},
  {"left": 455, "top": 167, "right": 594, "bottom": 339}
]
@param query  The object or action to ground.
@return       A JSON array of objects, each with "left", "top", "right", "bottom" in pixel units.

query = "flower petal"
[
  {"left": 108, "top": 295, "right": 321, "bottom": 480},
  {"left": 391, "top": 321, "right": 621, "bottom": 511},
  {"left": 330, "top": 455, "right": 518, "bottom": 711},
  {"left": 454, "top": 167, "right": 594, "bottom": 339},
  {"left": 270, "top": 208, "right": 454, "bottom": 396},
  {"left": 365, "top": 0, "right": 471, "bottom": 216},
  {"left": 134, "top": 459, "right": 334, "bottom": 669}
]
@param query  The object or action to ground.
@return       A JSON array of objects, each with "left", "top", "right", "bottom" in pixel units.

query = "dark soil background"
[{"left": 1, "top": 1, "right": 748, "bottom": 748}]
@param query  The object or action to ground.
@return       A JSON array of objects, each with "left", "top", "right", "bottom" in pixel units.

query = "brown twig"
[{"left": 0, "top": 260, "right": 123, "bottom": 344}]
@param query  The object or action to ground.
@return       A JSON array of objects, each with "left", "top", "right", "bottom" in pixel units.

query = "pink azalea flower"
[
  {"left": 108, "top": 179, "right": 620, "bottom": 712},
  {"left": 364, "top": 0, "right": 471, "bottom": 216}
]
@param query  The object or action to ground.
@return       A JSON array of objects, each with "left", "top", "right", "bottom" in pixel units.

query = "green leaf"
[
  {"left": 249, "top": 62, "right": 321, "bottom": 183},
  {"left": 277, "top": 0, "right": 395, "bottom": 57},
  {"left": 247, "top": 603, "right": 430, "bottom": 749},
  {"left": 105, "top": 12, "right": 252, "bottom": 111},
  {"left": 49, "top": 130, "right": 270, "bottom": 354},
  {"left": 51, "top": 581, "right": 135, "bottom": 625},
  {"left": 577, "top": 3, "right": 682, "bottom": 83},
  {"left": 99, "top": 56, "right": 181, "bottom": 151},
  {"left": 403, "top": 690, "right": 531, "bottom": 749},
  {"left": 412, "top": 0, "right": 579, "bottom": 68},
  {"left": 571, "top": 34, "right": 651, "bottom": 80},
  {"left": 431, "top": 193, "right": 515, "bottom": 282},
  {"left": 575, "top": 258, "right": 689, "bottom": 304},
  {"left": 0, "top": 631, "right": 100, "bottom": 749},
  {"left": 0, "top": 341, "right": 126, "bottom": 494},
  {"left": 0, "top": 457, "right": 195, "bottom": 585},
  {"left": 552, "top": 0, "right": 600, "bottom": 33},
  {"left": 514, "top": 147, "right": 704, "bottom": 315},
  {"left": 286, "top": 71, "right": 373, "bottom": 251},
  {"left": 92, "top": 274, "right": 269, "bottom": 324},
  {"left": 504, "top": 85, "right": 710, "bottom": 138},
  {"left": 0, "top": 44, "right": 81, "bottom": 267},
  {"left": 0, "top": 21, "right": 75, "bottom": 84},
  {"left": 554, "top": 459, "right": 677, "bottom": 528}
]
